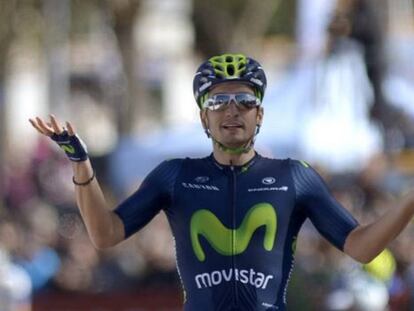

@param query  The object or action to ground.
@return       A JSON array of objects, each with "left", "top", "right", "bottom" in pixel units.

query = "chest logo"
[
  {"left": 262, "top": 177, "right": 276, "bottom": 185},
  {"left": 194, "top": 176, "right": 209, "bottom": 183},
  {"left": 190, "top": 203, "right": 277, "bottom": 261}
]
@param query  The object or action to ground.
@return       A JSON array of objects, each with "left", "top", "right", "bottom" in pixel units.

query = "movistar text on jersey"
[{"left": 195, "top": 268, "right": 274, "bottom": 289}]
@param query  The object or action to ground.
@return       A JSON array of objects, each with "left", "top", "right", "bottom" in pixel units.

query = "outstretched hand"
[
  {"left": 29, "top": 115, "right": 89, "bottom": 162},
  {"left": 29, "top": 114, "right": 75, "bottom": 137}
]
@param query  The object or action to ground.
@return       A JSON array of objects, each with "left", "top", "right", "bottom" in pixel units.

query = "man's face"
[{"left": 200, "top": 82, "right": 263, "bottom": 148}]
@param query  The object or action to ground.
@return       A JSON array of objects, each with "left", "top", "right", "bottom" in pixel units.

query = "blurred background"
[{"left": 1, "top": 0, "right": 414, "bottom": 310}]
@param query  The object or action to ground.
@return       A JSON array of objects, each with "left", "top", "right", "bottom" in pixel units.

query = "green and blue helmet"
[{"left": 193, "top": 53, "right": 267, "bottom": 109}]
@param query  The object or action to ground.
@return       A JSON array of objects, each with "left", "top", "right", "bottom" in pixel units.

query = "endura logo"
[
  {"left": 195, "top": 268, "right": 274, "bottom": 289},
  {"left": 262, "top": 177, "right": 276, "bottom": 185},
  {"left": 190, "top": 203, "right": 277, "bottom": 261}
]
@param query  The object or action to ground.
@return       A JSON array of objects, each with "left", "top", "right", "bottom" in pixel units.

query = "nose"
[{"left": 224, "top": 100, "right": 240, "bottom": 116}]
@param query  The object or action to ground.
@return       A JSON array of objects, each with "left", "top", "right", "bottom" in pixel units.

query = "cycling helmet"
[{"left": 193, "top": 53, "right": 267, "bottom": 109}]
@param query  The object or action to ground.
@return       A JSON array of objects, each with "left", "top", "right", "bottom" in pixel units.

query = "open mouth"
[{"left": 222, "top": 122, "right": 244, "bottom": 130}]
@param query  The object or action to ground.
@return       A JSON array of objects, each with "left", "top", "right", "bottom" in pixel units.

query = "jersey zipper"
[{"left": 230, "top": 165, "right": 238, "bottom": 307}]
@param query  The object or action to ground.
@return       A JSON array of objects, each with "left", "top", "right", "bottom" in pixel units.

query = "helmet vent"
[
  {"left": 225, "top": 55, "right": 233, "bottom": 62},
  {"left": 214, "top": 64, "right": 224, "bottom": 71},
  {"left": 227, "top": 65, "right": 235, "bottom": 76}
]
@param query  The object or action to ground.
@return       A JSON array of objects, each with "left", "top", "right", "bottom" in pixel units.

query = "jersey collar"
[{"left": 207, "top": 152, "right": 261, "bottom": 173}]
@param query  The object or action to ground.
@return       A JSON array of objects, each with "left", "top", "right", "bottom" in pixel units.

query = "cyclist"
[{"left": 29, "top": 53, "right": 414, "bottom": 311}]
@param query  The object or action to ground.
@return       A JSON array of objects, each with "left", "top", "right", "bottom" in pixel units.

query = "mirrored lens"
[
  {"left": 203, "top": 96, "right": 229, "bottom": 110},
  {"left": 203, "top": 93, "right": 260, "bottom": 111},
  {"left": 235, "top": 94, "right": 260, "bottom": 109}
]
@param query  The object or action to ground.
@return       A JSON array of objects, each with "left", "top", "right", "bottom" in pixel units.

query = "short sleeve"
[
  {"left": 291, "top": 159, "right": 359, "bottom": 250},
  {"left": 114, "top": 159, "right": 183, "bottom": 238}
]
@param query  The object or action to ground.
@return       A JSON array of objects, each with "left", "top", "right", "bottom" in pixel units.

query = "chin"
[{"left": 221, "top": 138, "right": 249, "bottom": 148}]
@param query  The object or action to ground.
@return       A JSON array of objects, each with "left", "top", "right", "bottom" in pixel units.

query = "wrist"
[
  {"left": 72, "top": 159, "right": 94, "bottom": 180},
  {"left": 73, "top": 170, "right": 95, "bottom": 186}
]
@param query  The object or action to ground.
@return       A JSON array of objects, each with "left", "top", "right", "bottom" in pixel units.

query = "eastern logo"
[
  {"left": 182, "top": 182, "right": 219, "bottom": 191},
  {"left": 181, "top": 176, "right": 217, "bottom": 191},
  {"left": 190, "top": 203, "right": 277, "bottom": 262}
]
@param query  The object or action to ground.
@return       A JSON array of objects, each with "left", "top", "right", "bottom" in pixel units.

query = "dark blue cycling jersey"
[{"left": 114, "top": 153, "right": 358, "bottom": 311}]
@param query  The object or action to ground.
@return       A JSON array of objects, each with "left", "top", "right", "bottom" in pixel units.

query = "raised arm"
[
  {"left": 29, "top": 115, "right": 125, "bottom": 249},
  {"left": 344, "top": 193, "right": 414, "bottom": 263},
  {"left": 292, "top": 159, "right": 414, "bottom": 264}
]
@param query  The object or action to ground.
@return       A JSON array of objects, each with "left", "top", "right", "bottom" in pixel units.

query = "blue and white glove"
[
  {"left": 50, "top": 130, "right": 88, "bottom": 162},
  {"left": 29, "top": 115, "right": 89, "bottom": 162}
]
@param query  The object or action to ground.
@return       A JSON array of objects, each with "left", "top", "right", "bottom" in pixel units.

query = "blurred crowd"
[
  {"left": 290, "top": 152, "right": 414, "bottom": 310},
  {"left": 0, "top": 138, "right": 179, "bottom": 310}
]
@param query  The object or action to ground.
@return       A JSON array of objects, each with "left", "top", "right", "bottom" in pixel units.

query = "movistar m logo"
[
  {"left": 60, "top": 145, "right": 75, "bottom": 154},
  {"left": 190, "top": 203, "right": 277, "bottom": 261}
]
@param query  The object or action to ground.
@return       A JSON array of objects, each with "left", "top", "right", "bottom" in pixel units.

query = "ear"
[
  {"left": 199, "top": 109, "right": 209, "bottom": 130},
  {"left": 256, "top": 107, "right": 264, "bottom": 127}
]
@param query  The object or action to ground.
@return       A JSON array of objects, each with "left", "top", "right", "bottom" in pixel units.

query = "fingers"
[
  {"left": 29, "top": 118, "right": 45, "bottom": 135},
  {"left": 28, "top": 115, "right": 76, "bottom": 137},
  {"left": 66, "top": 121, "right": 75, "bottom": 136},
  {"left": 34, "top": 117, "right": 54, "bottom": 136},
  {"left": 50, "top": 114, "right": 63, "bottom": 134}
]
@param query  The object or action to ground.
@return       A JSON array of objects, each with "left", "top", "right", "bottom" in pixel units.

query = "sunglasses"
[{"left": 202, "top": 93, "right": 261, "bottom": 111}]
